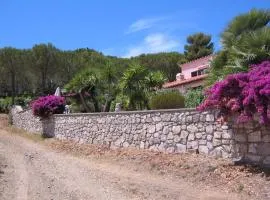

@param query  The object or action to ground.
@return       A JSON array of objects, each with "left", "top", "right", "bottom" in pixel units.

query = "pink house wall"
[{"left": 179, "top": 55, "right": 213, "bottom": 79}]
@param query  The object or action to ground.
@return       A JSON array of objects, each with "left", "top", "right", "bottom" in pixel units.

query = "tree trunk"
[
  {"left": 11, "top": 72, "right": 15, "bottom": 105},
  {"left": 103, "top": 99, "right": 113, "bottom": 112},
  {"left": 91, "top": 96, "right": 100, "bottom": 112},
  {"left": 79, "top": 92, "right": 90, "bottom": 112}
]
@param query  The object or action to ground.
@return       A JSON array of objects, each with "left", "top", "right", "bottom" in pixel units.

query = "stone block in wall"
[
  {"left": 193, "top": 114, "right": 200, "bottom": 122},
  {"left": 234, "top": 133, "right": 247, "bottom": 142},
  {"left": 163, "top": 126, "right": 170, "bottom": 135},
  {"left": 262, "top": 135, "right": 270, "bottom": 142},
  {"left": 176, "top": 143, "right": 186, "bottom": 153},
  {"left": 209, "top": 147, "right": 223, "bottom": 157},
  {"left": 263, "top": 156, "right": 270, "bottom": 166},
  {"left": 187, "top": 140, "right": 198, "bottom": 150},
  {"left": 195, "top": 132, "right": 202, "bottom": 139},
  {"left": 207, "top": 142, "right": 213, "bottom": 150},
  {"left": 186, "top": 115, "right": 193, "bottom": 123},
  {"left": 206, "top": 114, "right": 214, "bottom": 122},
  {"left": 235, "top": 143, "right": 248, "bottom": 154},
  {"left": 261, "top": 126, "right": 270, "bottom": 135},
  {"left": 172, "top": 126, "right": 181, "bottom": 135},
  {"left": 174, "top": 135, "right": 181, "bottom": 143},
  {"left": 248, "top": 131, "right": 261, "bottom": 142},
  {"left": 180, "top": 130, "right": 188, "bottom": 139},
  {"left": 167, "top": 132, "right": 174, "bottom": 140},
  {"left": 187, "top": 124, "right": 198, "bottom": 133},
  {"left": 199, "top": 114, "right": 206, "bottom": 122},
  {"left": 213, "top": 138, "right": 222, "bottom": 147},
  {"left": 213, "top": 131, "right": 222, "bottom": 139},
  {"left": 199, "top": 139, "right": 207, "bottom": 145},
  {"left": 148, "top": 125, "right": 156, "bottom": 134},
  {"left": 139, "top": 141, "right": 145, "bottom": 149},
  {"left": 248, "top": 144, "right": 258, "bottom": 154},
  {"left": 245, "top": 154, "right": 262, "bottom": 163},
  {"left": 155, "top": 123, "right": 163, "bottom": 131},
  {"left": 153, "top": 116, "right": 161, "bottom": 122},
  {"left": 207, "top": 135, "right": 213, "bottom": 141},
  {"left": 257, "top": 143, "right": 270, "bottom": 156},
  {"left": 188, "top": 133, "right": 195, "bottom": 141},
  {"left": 160, "top": 113, "right": 171, "bottom": 122},
  {"left": 222, "top": 130, "right": 233, "bottom": 139},
  {"left": 221, "top": 139, "right": 231, "bottom": 145},
  {"left": 198, "top": 145, "right": 209, "bottom": 154},
  {"left": 221, "top": 125, "right": 229, "bottom": 130}
]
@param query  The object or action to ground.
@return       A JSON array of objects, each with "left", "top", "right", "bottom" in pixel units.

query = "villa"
[{"left": 163, "top": 54, "right": 214, "bottom": 93}]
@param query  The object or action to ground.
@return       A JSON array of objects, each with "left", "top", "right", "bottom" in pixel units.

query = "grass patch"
[{"left": 3, "top": 125, "right": 45, "bottom": 143}]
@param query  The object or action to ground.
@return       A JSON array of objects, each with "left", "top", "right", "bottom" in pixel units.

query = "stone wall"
[
  {"left": 232, "top": 121, "right": 270, "bottom": 166},
  {"left": 11, "top": 108, "right": 43, "bottom": 134},
  {"left": 10, "top": 108, "right": 270, "bottom": 166}
]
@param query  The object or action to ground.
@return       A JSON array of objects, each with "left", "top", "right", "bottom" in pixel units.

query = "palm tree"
[
  {"left": 221, "top": 9, "right": 270, "bottom": 49},
  {"left": 100, "top": 62, "right": 118, "bottom": 112},
  {"left": 119, "top": 64, "right": 166, "bottom": 110},
  {"left": 65, "top": 69, "right": 99, "bottom": 112},
  {"left": 207, "top": 9, "right": 270, "bottom": 86}
]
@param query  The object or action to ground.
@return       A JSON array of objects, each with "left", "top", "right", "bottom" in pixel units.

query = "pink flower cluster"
[
  {"left": 198, "top": 61, "right": 270, "bottom": 124},
  {"left": 31, "top": 95, "right": 65, "bottom": 118}
]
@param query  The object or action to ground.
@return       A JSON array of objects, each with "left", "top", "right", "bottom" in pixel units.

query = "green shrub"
[
  {"left": 184, "top": 88, "right": 204, "bottom": 108},
  {"left": 0, "top": 96, "right": 33, "bottom": 113},
  {"left": 15, "top": 96, "right": 32, "bottom": 108},
  {"left": 149, "top": 90, "right": 185, "bottom": 110},
  {"left": 0, "top": 97, "right": 12, "bottom": 113}
]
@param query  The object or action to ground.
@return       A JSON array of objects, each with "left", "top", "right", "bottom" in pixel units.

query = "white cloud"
[
  {"left": 126, "top": 17, "right": 165, "bottom": 34},
  {"left": 123, "top": 33, "right": 179, "bottom": 58}
]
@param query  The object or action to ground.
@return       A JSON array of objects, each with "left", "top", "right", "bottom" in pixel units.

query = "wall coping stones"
[{"left": 54, "top": 108, "right": 197, "bottom": 117}]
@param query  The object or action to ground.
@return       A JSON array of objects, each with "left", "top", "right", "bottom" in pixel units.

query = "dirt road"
[{"left": 0, "top": 118, "right": 247, "bottom": 200}]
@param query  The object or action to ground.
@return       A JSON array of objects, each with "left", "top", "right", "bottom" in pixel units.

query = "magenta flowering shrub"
[
  {"left": 198, "top": 60, "right": 270, "bottom": 124},
  {"left": 31, "top": 95, "right": 65, "bottom": 118}
]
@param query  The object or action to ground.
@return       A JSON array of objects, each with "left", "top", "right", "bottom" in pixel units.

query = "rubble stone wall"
[
  {"left": 11, "top": 108, "right": 43, "bottom": 134},
  {"left": 11, "top": 108, "right": 270, "bottom": 166},
  {"left": 232, "top": 121, "right": 270, "bottom": 166}
]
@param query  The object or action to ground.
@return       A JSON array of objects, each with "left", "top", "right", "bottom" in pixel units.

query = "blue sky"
[{"left": 0, "top": 0, "right": 269, "bottom": 57}]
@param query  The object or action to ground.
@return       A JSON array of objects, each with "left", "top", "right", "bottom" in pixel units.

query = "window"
[
  {"left": 191, "top": 68, "right": 208, "bottom": 77},
  {"left": 191, "top": 71, "right": 198, "bottom": 77}
]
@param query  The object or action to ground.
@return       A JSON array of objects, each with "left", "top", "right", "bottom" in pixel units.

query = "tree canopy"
[
  {"left": 184, "top": 32, "right": 214, "bottom": 61},
  {"left": 207, "top": 9, "right": 270, "bottom": 85}
]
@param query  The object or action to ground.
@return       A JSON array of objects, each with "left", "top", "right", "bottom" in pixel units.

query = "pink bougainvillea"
[
  {"left": 31, "top": 95, "right": 65, "bottom": 118},
  {"left": 198, "top": 60, "right": 270, "bottom": 124}
]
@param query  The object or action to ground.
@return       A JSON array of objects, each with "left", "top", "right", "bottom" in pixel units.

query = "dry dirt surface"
[{"left": 0, "top": 114, "right": 270, "bottom": 200}]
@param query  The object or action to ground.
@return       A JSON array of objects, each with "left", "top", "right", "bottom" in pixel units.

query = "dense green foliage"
[
  {"left": 132, "top": 52, "right": 186, "bottom": 81},
  {"left": 119, "top": 64, "right": 166, "bottom": 110},
  {"left": 0, "top": 96, "right": 32, "bottom": 113},
  {"left": 0, "top": 98, "right": 12, "bottom": 113},
  {"left": 207, "top": 9, "right": 270, "bottom": 85},
  {"left": 0, "top": 46, "right": 184, "bottom": 99},
  {"left": 184, "top": 88, "right": 205, "bottom": 108},
  {"left": 149, "top": 90, "right": 185, "bottom": 110},
  {"left": 184, "top": 32, "right": 214, "bottom": 61},
  {"left": 0, "top": 44, "right": 180, "bottom": 112}
]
